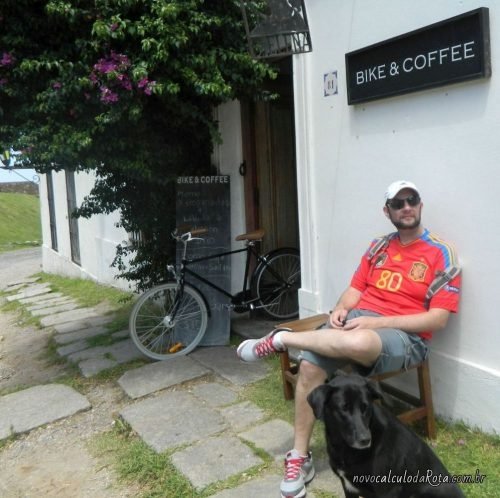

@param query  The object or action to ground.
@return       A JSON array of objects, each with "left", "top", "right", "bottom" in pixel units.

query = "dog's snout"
[{"left": 353, "top": 436, "right": 372, "bottom": 449}]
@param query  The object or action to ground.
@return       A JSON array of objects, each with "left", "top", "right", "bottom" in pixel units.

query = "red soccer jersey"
[{"left": 350, "top": 229, "right": 461, "bottom": 340}]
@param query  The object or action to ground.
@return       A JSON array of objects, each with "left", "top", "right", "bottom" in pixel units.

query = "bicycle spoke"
[
  {"left": 253, "top": 249, "right": 301, "bottom": 319},
  {"left": 129, "top": 282, "right": 208, "bottom": 360}
]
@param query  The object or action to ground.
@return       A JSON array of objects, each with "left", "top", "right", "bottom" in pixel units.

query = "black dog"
[{"left": 307, "top": 374, "right": 465, "bottom": 498}]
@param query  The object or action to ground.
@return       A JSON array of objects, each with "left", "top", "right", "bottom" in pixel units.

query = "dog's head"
[{"left": 307, "top": 373, "right": 383, "bottom": 450}]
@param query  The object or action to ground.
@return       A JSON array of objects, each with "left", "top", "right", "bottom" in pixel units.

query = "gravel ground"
[{"left": 0, "top": 248, "right": 141, "bottom": 497}]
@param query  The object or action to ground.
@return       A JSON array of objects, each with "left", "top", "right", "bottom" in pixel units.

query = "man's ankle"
[
  {"left": 293, "top": 447, "right": 309, "bottom": 457},
  {"left": 273, "top": 331, "right": 286, "bottom": 349}
]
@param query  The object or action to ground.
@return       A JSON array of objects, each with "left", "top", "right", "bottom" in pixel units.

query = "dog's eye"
[{"left": 360, "top": 402, "right": 369, "bottom": 413}]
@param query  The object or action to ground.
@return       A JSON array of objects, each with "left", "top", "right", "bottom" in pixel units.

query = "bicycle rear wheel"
[
  {"left": 129, "top": 282, "right": 208, "bottom": 360},
  {"left": 251, "top": 248, "right": 301, "bottom": 320}
]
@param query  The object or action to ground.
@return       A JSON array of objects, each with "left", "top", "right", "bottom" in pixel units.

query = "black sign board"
[
  {"left": 345, "top": 8, "right": 491, "bottom": 105},
  {"left": 176, "top": 176, "right": 231, "bottom": 346}
]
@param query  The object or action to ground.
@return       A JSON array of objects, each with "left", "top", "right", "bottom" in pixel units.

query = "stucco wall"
[
  {"left": 39, "top": 170, "right": 130, "bottom": 290},
  {"left": 293, "top": 0, "right": 499, "bottom": 432}
]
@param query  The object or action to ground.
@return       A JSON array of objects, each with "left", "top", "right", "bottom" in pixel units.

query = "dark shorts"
[{"left": 298, "top": 309, "right": 429, "bottom": 378}]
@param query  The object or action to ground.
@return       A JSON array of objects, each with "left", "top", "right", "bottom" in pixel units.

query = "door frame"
[{"left": 240, "top": 58, "right": 298, "bottom": 251}]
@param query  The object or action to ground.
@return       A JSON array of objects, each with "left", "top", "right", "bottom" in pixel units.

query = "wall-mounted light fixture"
[{"left": 240, "top": 0, "right": 312, "bottom": 59}]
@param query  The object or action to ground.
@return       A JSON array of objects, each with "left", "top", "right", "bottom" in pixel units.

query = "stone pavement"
[{"left": 0, "top": 278, "right": 344, "bottom": 497}]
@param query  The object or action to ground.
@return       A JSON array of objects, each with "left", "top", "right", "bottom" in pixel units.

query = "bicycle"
[{"left": 129, "top": 226, "right": 301, "bottom": 360}]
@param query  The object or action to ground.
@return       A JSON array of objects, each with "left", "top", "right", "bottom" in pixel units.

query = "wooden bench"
[{"left": 277, "top": 314, "right": 436, "bottom": 439}]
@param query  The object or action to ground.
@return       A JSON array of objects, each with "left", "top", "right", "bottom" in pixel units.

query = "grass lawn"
[{"left": 0, "top": 192, "right": 41, "bottom": 252}]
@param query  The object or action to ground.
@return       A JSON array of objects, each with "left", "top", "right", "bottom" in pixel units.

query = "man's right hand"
[
  {"left": 330, "top": 286, "right": 363, "bottom": 328},
  {"left": 329, "top": 308, "right": 348, "bottom": 328}
]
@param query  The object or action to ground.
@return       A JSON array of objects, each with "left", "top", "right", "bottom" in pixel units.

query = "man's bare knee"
[
  {"left": 297, "top": 360, "right": 327, "bottom": 391},
  {"left": 344, "top": 329, "right": 382, "bottom": 366}
]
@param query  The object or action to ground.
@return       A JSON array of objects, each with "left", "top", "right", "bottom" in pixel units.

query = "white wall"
[
  {"left": 39, "top": 170, "right": 131, "bottom": 290},
  {"left": 294, "top": 0, "right": 500, "bottom": 433},
  {"left": 213, "top": 101, "right": 248, "bottom": 294}
]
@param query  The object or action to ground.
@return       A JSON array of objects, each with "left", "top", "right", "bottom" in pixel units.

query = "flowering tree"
[{"left": 0, "top": 0, "right": 274, "bottom": 288}]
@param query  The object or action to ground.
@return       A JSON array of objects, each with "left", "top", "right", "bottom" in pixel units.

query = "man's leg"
[
  {"left": 280, "top": 328, "right": 382, "bottom": 367},
  {"left": 280, "top": 360, "right": 326, "bottom": 498},
  {"left": 293, "top": 360, "right": 326, "bottom": 454},
  {"left": 238, "top": 327, "right": 383, "bottom": 367},
  {"left": 288, "top": 328, "right": 382, "bottom": 454}
]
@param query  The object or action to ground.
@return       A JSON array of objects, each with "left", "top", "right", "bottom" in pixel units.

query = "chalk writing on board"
[{"left": 176, "top": 176, "right": 231, "bottom": 346}]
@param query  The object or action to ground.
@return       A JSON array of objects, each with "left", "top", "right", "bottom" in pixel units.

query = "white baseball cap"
[{"left": 384, "top": 180, "right": 420, "bottom": 201}]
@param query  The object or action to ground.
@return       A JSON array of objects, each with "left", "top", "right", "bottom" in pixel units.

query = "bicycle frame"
[
  {"left": 180, "top": 244, "right": 258, "bottom": 302},
  {"left": 168, "top": 230, "right": 299, "bottom": 320}
]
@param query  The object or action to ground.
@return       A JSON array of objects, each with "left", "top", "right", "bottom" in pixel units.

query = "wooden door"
[{"left": 241, "top": 59, "right": 299, "bottom": 254}]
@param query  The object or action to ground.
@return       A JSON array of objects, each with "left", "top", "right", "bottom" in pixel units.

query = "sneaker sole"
[
  {"left": 235, "top": 341, "right": 246, "bottom": 359},
  {"left": 281, "top": 489, "right": 306, "bottom": 498}
]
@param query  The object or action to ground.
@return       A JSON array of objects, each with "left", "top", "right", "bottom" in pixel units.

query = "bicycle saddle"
[{"left": 235, "top": 228, "right": 265, "bottom": 241}]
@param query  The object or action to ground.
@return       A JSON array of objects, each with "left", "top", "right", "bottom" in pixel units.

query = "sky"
[{"left": 0, "top": 168, "right": 38, "bottom": 183}]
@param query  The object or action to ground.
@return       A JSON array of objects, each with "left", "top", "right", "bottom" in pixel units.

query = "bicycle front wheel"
[
  {"left": 129, "top": 282, "right": 208, "bottom": 360},
  {"left": 251, "top": 248, "right": 301, "bottom": 320}
]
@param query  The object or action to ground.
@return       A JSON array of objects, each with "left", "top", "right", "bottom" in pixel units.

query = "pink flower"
[
  {"left": 111, "top": 51, "right": 130, "bottom": 70},
  {"left": 52, "top": 81, "right": 62, "bottom": 90},
  {"left": 1, "top": 52, "right": 14, "bottom": 66},
  {"left": 110, "top": 23, "right": 119, "bottom": 32},
  {"left": 144, "top": 81, "right": 156, "bottom": 95},
  {"left": 137, "top": 77, "right": 149, "bottom": 89},
  {"left": 94, "top": 58, "right": 118, "bottom": 74},
  {"left": 117, "top": 73, "right": 132, "bottom": 90},
  {"left": 137, "top": 78, "right": 156, "bottom": 95},
  {"left": 88, "top": 52, "right": 155, "bottom": 102},
  {"left": 100, "top": 86, "right": 119, "bottom": 103}
]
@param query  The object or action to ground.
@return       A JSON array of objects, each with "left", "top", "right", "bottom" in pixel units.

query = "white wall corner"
[{"left": 293, "top": 54, "right": 320, "bottom": 311}]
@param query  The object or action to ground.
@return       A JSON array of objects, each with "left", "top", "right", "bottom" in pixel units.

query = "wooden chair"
[{"left": 277, "top": 314, "right": 436, "bottom": 439}]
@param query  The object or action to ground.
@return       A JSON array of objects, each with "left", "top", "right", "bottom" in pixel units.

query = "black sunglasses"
[{"left": 386, "top": 194, "right": 421, "bottom": 210}]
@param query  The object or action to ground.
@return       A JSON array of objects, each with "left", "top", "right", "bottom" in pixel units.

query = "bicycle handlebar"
[{"left": 172, "top": 226, "right": 209, "bottom": 242}]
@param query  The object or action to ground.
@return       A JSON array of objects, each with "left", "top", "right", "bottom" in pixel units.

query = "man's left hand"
[{"left": 343, "top": 315, "right": 384, "bottom": 331}]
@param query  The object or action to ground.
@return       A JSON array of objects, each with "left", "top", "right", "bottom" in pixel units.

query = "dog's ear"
[
  {"left": 366, "top": 379, "right": 384, "bottom": 401},
  {"left": 307, "top": 384, "right": 333, "bottom": 421}
]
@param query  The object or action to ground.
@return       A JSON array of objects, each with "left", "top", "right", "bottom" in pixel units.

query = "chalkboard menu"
[{"left": 176, "top": 176, "right": 231, "bottom": 346}]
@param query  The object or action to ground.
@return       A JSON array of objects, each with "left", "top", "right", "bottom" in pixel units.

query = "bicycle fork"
[{"left": 164, "top": 264, "right": 185, "bottom": 326}]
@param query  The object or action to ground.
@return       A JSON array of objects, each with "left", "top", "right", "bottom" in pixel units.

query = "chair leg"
[{"left": 418, "top": 360, "right": 436, "bottom": 439}]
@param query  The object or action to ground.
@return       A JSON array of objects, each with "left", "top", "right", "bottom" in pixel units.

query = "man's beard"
[{"left": 389, "top": 213, "right": 421, "bottom": 230}]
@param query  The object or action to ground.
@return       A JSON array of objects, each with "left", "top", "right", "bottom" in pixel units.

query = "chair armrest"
[{"left": 278, "top": 313, "right": 329, "bottom": 332}]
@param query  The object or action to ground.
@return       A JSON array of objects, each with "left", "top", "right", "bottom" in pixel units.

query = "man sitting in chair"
[{"left": 237, "top": 180, "right": 461, "bottom": 498}]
